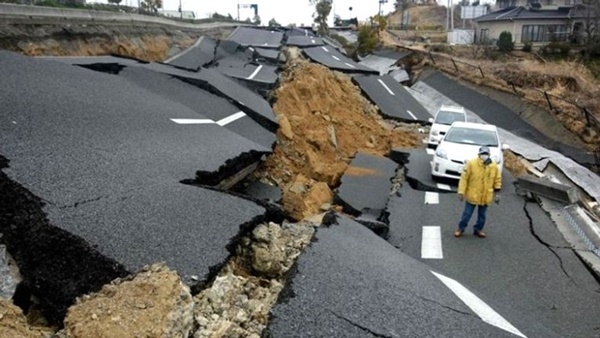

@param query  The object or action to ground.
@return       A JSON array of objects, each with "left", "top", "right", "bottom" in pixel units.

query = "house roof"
[{"left": 474, "top": 5, "right": 590, "bottom": 22}]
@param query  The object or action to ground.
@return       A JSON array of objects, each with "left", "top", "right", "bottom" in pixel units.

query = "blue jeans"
[{"left": 458, "top": 202, "right": 488, "bottom": 233}]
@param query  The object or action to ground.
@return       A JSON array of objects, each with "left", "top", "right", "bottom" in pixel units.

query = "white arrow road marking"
[
  {"left": 378, "top": 79, "right": 395, "bottom": 96},
  {"left": 406, "top": 110, "right": 417, "bottom": 120},
  {"left": 425, "top": 192, "right": 439, "bottom": 204},
  {"left": 426, "top": 148, "right": 435, "bottom": 155},
  {"left": 171, "top": 112, "right": 246, "bottom": 126},
  {"left": 216, "top": 112, "right": 246, "bottom": 126},
  {"left": 322, "top": 46, "right": 329, "bottom": 52},
  {"left": 431, "top": 271, "right": 527, "bottom": 338},
  {"left": 421, "top": 226, "right": 443, "bottom": 259},
  {"left": 170, "top": 119, "right": 214, "bottom": 125},
  {"left": 246, "top": 65, "right": 263, "bottom": 80},
  {"left": 436, "top": 183, "right": 451, "bottom": 191},
  {"left": 332, "top": 55, "right": 341, "bottom": 61}
]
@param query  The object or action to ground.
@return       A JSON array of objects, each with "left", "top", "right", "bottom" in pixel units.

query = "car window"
[
  {"left": 444, "top": 127, "right": 498, "bottom": 146},
  {"left": 434, "top": 110, "right": 466, "bottom": 125}
]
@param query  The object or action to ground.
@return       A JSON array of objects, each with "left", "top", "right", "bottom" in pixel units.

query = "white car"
[
  {"left": 431, "top": 122, "right": 508, "bottom": 180},
  {"left": 427, "top": 105, "right": 467, "bottom": 149}
]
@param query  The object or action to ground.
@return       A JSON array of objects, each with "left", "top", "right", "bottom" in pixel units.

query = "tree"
[
  {"left": 268, "top": 18, "right": 281, "bottom": 27},
  {"left": 497, "top": 31, "right": 514, "bottom": 52},
  {"left": 356, "top": 24, "right": 379, "bottom": 55},
  {"left": 309, "top": 0, "right": 332, "bottom": 35},
  {"left": 577, "top": 2, "right": 600, "bottom": 60},
  {"left": 141, "top": 0, "right": 161, "bottom": 12},
  {"left": 253, "top": 15, "right": 261, "bottom": 25},
  {"left": 371, "top": 14, "right": 388, "bottom": 33}
]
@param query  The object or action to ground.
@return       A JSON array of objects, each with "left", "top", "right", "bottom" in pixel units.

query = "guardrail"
[{"left": 0, "top": 3, "right": 242, "bottom": 29}]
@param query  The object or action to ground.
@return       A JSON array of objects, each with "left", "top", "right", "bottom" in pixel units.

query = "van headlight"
[
  {"left": 492, "top": 155, "right": 501, "bottom": 164},
  {"left": 431, "top": 129, "right": 439, "bottom": 136}
]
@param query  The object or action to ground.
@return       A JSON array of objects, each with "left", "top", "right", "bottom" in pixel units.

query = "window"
[
  {"left": 521, "top": 24, "right": 569, "bottom": 42},
  {"left": 479, "top": 28, "right": 490, "bottom": 43}
]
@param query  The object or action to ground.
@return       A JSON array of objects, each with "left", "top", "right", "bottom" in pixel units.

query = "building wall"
[{"left": 477, "top": 18, "right": 571, "bottom": 46}]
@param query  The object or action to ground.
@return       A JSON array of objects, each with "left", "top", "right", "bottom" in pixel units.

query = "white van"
[{"left": 427, "top": 105, "right": 467, "bottom": 149}]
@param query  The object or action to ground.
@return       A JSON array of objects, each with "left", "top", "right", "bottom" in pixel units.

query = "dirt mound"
[
  {"left": 0, "top": 298, "right": 53, "bottom": 338},
  {"left": 254, "top": 52, "right": 421, "bottom": 220},
  {"left": 493, "top": 67, "right": 580, "bottom": 92}
]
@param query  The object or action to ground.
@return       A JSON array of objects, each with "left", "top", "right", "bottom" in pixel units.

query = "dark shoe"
[
  {"left": 474, "top": 231, "right": 486, "bottom": 238},
  {"left": 454, "top": 230, "right": 463, "bottom": 237}
]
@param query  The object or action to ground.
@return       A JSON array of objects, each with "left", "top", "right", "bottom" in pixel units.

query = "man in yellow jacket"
[{"left": 454, "top": 146, "right": 502, "bottom": 238}]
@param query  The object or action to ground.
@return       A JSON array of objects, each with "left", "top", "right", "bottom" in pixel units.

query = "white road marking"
[
  {"left": 246, "top": 65, "right": 263, "bottom": 80},
  {"left": 332, "top": 55, "right": 341, "bottom": 61},
  {"left": 170, "top": 119, "right": 214, "bottom": 125},
  {"left": 249, "top": 47, "right": 255, "bottom": 51},
  {"left": 305, "top": 29, "right": 308, "bottom": 36},
  {"left": 164, "top": 36, "right": 204, "bottom": 63},
  {"left": 216, "top": 111, "right": 246, "bottom": 126},
  {"left": 425, "top": 192, "right": 439, "bottom": 205},
  {"left": 311, "top": 39, "right": 316, "bottom": 44},
  {"left": 322, "top": 46, "right": 329, "bottom": 52},
  {"left": 406, "top": 110, "right": 418, "bottom": 120},
  {"left": 426, "top": 148, "right": 435, "bottom": 155},
  {"left": 421, "top": 226, "right": 443, "bottom": 259},
  {"left": 377, "top": 79, "right": 395, "bottom": 96},
  {"left": 344, "top": 63, "right": 356, "bottom": 68},
  {"left": 171, "top": 112, "right": 247, "bottom": 126},
  {"left": 431, "top": 271, "right": 527, "bottom": 338},
  {"left": 436, "top": 183, "right": 451, "bottom": 191}
]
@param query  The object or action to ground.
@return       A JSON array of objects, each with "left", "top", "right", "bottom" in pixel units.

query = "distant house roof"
[{"left": 474, "top": 5, "right": 590, "bottom": 22}]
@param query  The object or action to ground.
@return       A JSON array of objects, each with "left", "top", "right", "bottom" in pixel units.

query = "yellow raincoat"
[{"left": 458, "top": 157, "right": 502, "bottom": 206}]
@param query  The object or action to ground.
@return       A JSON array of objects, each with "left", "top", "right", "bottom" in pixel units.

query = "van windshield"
[{"left": 435, "top": 110, "right": 466, "bottom": 125}]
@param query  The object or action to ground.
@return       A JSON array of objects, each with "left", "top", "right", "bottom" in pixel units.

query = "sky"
[{"left": 93, "top": 0, "right": 494, "bottom": 26}]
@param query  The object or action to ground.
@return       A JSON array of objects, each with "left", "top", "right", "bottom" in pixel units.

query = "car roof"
[
  {"left": 437, "top": 105, "right": 465, "bottom": 113},
  {"left": 449, "top": 121, "right": 497, "bottom": 131}
]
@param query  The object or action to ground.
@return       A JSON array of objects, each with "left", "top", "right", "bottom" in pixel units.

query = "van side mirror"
[
  {"left": 428, "top": 117, "right": 434, "bottom": 123},
  {"left": 502, "top": 143, "right": 510, "bottom": 150}
]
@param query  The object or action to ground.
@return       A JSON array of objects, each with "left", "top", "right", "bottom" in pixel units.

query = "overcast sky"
[{"left": 94, "top": 0, "right": 494, "bottom": 26}]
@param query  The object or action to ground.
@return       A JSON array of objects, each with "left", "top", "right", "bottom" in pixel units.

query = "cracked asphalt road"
[{"left": 387, "top": 148, "right": 600, "bottom": 338}]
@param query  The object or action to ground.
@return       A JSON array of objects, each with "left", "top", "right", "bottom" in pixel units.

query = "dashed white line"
[
  {"left": 344, "top": 63, "right": 356, "bottom": 68},
  {"left": 406, "top": 110, "right": 417, "bottom": 120},
  {"left": 321, "top": 46, "right": 330, "bottom": 52},
  {"left": 331, "top": 55, "right": 341, "bottom": 61},
  {"left": 304, "top": 29, "right": 308, "bottom": 36},
  {"left": 311, "top": 39, "right": 316, "bottom": 44},
  {"left": 425, "top": 192, "right": 439, "bottom": 205},
  {"left": 421, "top": 226, "right": 443, "bottom": 259},
  {"left": 246, "top": 65, "right": 263, "bottom": 80},
  {"left": 436, "top": 183, "right": 451, "bottom": 191},
  {"left": 170, "top": 119, "right": 214, "bottom": 125},
  {"left": 426, "top": 148, "right": 435, "bottom": 155},
  {"left": 216, "top": 111, "right": 246, "bottom": 126},
  {"left": 378, "top": 79, "right": 395, "bottom": 96},
  {"left": 431, "top": 271, "right": 527, "bottom": 338}
]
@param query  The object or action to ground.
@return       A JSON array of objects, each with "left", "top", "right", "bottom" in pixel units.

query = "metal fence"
[{"left": 425, "top": 50, "right": 600, "bottom": 134}]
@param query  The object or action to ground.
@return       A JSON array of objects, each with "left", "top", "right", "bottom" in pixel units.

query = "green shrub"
[
  {"left": 329, "top": 33, "right": 349, "bottom": 47},
  {"left": 522, "top": 42, "right": 532, "bottom": 52},
  {"left": 497, "top": 31, "right": 514, "bottom": 52},
  {"left": 356, "top": 25, "right": 378, "bottom": 55}
]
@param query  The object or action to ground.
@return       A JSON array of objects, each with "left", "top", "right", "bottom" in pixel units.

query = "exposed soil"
[
  {"left": 252, "top": 48, "right": 422, "bottom": 220},
  {"left": 0, "top": 298, "right": 52, "bottom": 338},
  {"left": 0, "top": 24, "right": 234, "bottom": 61}
]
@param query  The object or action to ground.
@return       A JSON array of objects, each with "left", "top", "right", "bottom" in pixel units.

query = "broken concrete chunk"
[
  {"left": 0, "top": 245, "right": 18, "bottom": 300},
  {"left": 62, "top": 263, "right": 193, "bottom": 338}
]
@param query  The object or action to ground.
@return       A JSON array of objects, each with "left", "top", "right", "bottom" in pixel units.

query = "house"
[{"left": 474, "top": 0, "right": 594, "bottom": 47}]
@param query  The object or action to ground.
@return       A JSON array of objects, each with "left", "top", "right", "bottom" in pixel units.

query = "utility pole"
[
  {"left": 179, "top": 0, "right": 182, "bottom": 19},
  {"left": 237, "top": 0, "right": 240, "bottom": 21}
]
